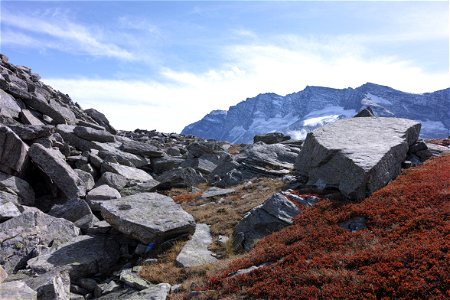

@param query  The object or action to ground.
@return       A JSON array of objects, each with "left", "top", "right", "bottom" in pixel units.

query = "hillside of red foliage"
[{"left": 210, "top": 155, "right": 450, "bottom": 299}]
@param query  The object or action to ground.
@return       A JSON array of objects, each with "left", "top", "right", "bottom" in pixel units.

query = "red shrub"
[{"left": 210, "top": 155, "right": 450, "bottom": 299}]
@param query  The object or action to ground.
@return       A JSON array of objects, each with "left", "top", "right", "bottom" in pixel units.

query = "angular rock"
[
  {"left": 126, "top": 283, "right": 171, "bottom": 300},
  {"left": 25, "top": 269, "right": 70, "bottom": 300},
  {"left": 156, "top": 167, "right": 206, "bottom": 189},
  {"left": 27, "top": 234, "right": 121, "bottom": 280},
  {"left": 176, "top": 224, "right": 218, "bottom": 267},
  {"left": 120, "top": 139, "right": 164, "bottom": 158},
  {"left": 96, "top": 172, "right": 127, "bottom": 190},
  {"left": 201, "top": 187, "right": 235, "bottom": 199},
  {"left": 19, "top": 109, "right": 45, "bottom": 126},
  {"left": 28, "top": 143, "right": 86, "bottom": 199},
  {"left": 354, "top": 106, "right": 375, "bottom": 117},
  {"left": 0, "top": 172, "right": 35, "bottom": 206},
  {"left": 151, "top": 156, "right": 184, "bottom": 174},
  {"left": 119, "top": 269, "right": 153, "bottom": 290},
  {"left": 74, "top": 169, "right": 95, "bottom": 191},
  {"left": 95, "top": 142, "right": 149, "bottom": 168},
  {"left": 0, "top": 210, "right": 80, "bottom": 274},
  {"left": 0, "top": 280, "right": 37, "bottom": 300},
  {"left": 253, "top": 132, "right": 290, "bottom": 144},
  {"left": 56, "top": 124, "right": 100, "bottom": 152},
  {"left": 0, "top": 125, "right": 29, "bottom": 176},
  {"left": 120, "top": 179, "right": 160, "bottom": 197},
  {"left": 0, "top": 199, "right": 21, "bottom": 221},
  {"left": 0, "top": 89, "right": 21, "bottom": 118},
  {"left": 233, "top": 193, "right": 300, "bottom": 252},
  {"left": 7, "top": 124, "right": 53, "bottom": 142},
  {"left": 48, "top": 199, "right": 96, "bottom": 231},
  {"left": 294, "top": 117, "right": 421, "bottom": 200},
  {"left": 73, "top": 126, "right": 115, "bottom": 143},
  {"left": 100, "top": 193, "right": 195, "bottom": 244},
  {"left": 101, "top": 162, "right": 153, "bottom": 182},
  {"left": 84, "top": 108, "right": 117, "bottom": 134},
  {"left": 86, "top": 185, "right": 121, "bottom": 211}
]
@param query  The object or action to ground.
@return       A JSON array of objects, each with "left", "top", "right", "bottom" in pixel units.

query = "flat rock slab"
[
  {"left": 100, "top": 193, "right": 195, "bottom": 244},
  {"left": 0, "top": 210, "right": 80, "bottom": 274},
  {"left": 27, "top": 234, "right": 121, "bottom": 280},
  {"left": 0, "top": 125, "right": 29, "bottom": 176},
  {"left": 201, "top": 187, "right": 235, "bottom": 198},
  {"left": 28, "top": 143, "right": 86, "bottom": 199},
  {"left": 0, "top": 280, "right": 37, "bottom": 300},
  {"left": 233, "top": 193, "right": 300, "bottom": 252},
  {"left": 120, "top": 139, "right": 164, "bottom": 158},
  {"left": 0, "top": 199, "right": 21, "bottom": 221},
  {"left": 0, "top": 89, "right": 21, "bottom": 119},
  {"left": 176, "top": 224, "right": 218, "bottom": 268},
  {"left": 73, "top": 126, "right": 115, "bottom": 143},
  {"left": 294, "top": 117, "right": 420, "bottom": 200},
  {"left": 102, "top": 162, "right": 153, "bottom": 182}
]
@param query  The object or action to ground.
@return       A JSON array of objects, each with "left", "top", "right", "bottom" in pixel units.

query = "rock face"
[
  {"left": 0, "top": 125, "right": 29, "bottom": 176},
  {"left": 28, "top": 143, "right": 86, "bottom": 199},
  {"left": 294, "top": 117, "right": 421, "bottom": 200},
  {"left": 233, "top": 193, "right": 300, "bottom": 252},
  {"left": 100, "top": 193, "right": 195, "bottom": 244},
  {"left": 176, "top": 224, "right": 218, "bottom": 267}
]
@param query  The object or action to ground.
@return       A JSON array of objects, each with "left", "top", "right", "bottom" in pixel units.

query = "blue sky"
[{"left": 1, "top": 1, "right": 448, "bottom": 133}]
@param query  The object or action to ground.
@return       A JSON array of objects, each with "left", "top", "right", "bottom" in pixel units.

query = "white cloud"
[
  {"left": 1, "top": 11, "right": 134, "bottom": 60},
  {"left": 45, "top": 38, "right": 449, "bottom": 133}
]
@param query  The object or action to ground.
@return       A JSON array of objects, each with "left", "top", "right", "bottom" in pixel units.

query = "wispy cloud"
[
  {"left": 46, "top": 37, "right": 449, "bottom": 133},
  {"left": 1, "top": 10, "right": 134, "bottom": 60}
]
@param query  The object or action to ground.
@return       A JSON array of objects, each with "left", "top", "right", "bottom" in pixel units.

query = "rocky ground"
[{"left": 0, "top": 54, "right": 449, "bottom": 300}]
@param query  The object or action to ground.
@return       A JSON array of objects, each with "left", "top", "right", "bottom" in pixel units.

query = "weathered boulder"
[
  {"left": 201, "top": 187, "right": 235, "bottom": 199},
  {"left": 120, "top": 139, "right": 164, "bottom": 158},
  {"left": 0, "top": 125, "right": 29, "bottom": 176},
  {"left": 126, "top": 283, "right": 171, "bottom": 300},
  {"left": 86, "top": 184, "right": 121, "bottom": 211},
  {"left": 151, "top": 156, "right": 184, "bottom": 174},
  {"left": 294, "top": 117, "right": 421, "bottom": 200},
  {"left": 0, "top": 172, "right": 35, "bottom": 206},
  {"left": 156, "top": 167, "right": 206, "bottom": 189},
  {"left": 27, "top": 234, "right": 121, "bottom": 280},
  {"left": 19, "top": 109, "right": 45, "bottom": 126},
  {"left": 48, "top": 199, "right": 97, "bottom": 231},
  {"left": 100, "top": 193, "right": 195, "bottom": 244},
  {"left": 0, "top": 199, "right": 21, "bottom": 221},
  {"left": 73, "top": 126, "right": 115, "bottom": 143},
  {"left": 0, "top": 280, "right": 37, "bottom": 300},
  {"left": 7, "top": 124, "right": 53, "bottom": 142},
  {"left": 253, "top": 132, "right": 290, "bottom": 144},
  {"left": 176, "top": 224, "right": 218, "bottom": 267},
  {"left": 101, "top": 162, "right": 153, "bottom": 182},
  {"left": 74, "top": 169, "right": 95, "bottom": 191},
  {"left": 84, "top": 108, "right": 117, "bottom": 134},
  {"left": 25, "top": 269, "right": 71, "bottom": 300},
  {"left": 96, "top": 172, "right": 127, "bottom": 190},
  {"left": 56, "top": 124, "right": 99, "bottom": 152},
  {"left": 28, "top": 143, "right": 86, "bottom": 199},
  {"left": 120, "top": 179, "right": 160, "bottom": 197},
  {"left": 233, "top": 193, "right": 300, "bottom": 252},
  {"left": 0, "top": 89, "right": 21, "bottom": 118},
  {"left": 95, "top": 142, "right": 149, "bottom": 168},
  {"left": 119, "top": 268, "right": 153, "bottom": 290},
  {"left": 0, "top": 210, "right": 80, "bottom": 274}
]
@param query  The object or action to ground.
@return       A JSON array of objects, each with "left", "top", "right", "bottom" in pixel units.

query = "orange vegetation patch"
[
  {"left": 172, "top": 192, "right": 202, "bottom": 203},
  {"left": 210, "top": 155, "right": 450, "bottom": 299}
]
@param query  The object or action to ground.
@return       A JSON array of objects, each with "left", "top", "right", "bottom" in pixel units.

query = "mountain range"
[{"left": 182, "top": 83, "right": 450, "bottom": 144}]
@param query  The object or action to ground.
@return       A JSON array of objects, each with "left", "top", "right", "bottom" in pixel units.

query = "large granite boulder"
[
  {"left": 100, "top": 193, "right": 195, "bottom": 244},
  {"left": 294, "top": 117, "right": 421, "bottom": 200},
  {"left": 0, "top": 89, "right": 21, "bottom": 119},
  {"left": 0, "top": 210, "right": 80, "bottom": 274},
  {"left": 0, "top": 172, "right": 35, "bottom": 206},
  {"left": 27, "top": 234, "right": 121, "bottom": 280},
  {"left": 0, "top": 125, "right": 29, "bottom": 176},
  {"left": 176, "top": 224, "right": 218, "bottom": 268},
  {"left": 28, "top": 143, "right": 86, "bottom": 199},
  {"left": 233, "top": 193, "right": 300, "bottom": 252}
]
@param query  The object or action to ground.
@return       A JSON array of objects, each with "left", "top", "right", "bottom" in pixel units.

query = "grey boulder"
[
  {"left": 0, "top": 199, "right": 21, "bottom": 222},
  {"left": 0, "top": 210, "right": 80, "bottom": 274},
  {"left": 294, "top": 117, "right": 421, "bottom": 200},
  {"left": 28, "top": 143, "right": 86, "bottom": 199},
  {"left": 0, "top": 89, "right": 21, "bottom": 119},
  {"left": 48, "top": 199, "right": 97, "bottom": 231},
  {"left": 25, "top": 269, "right": 71, "bottom": 300},
  {"left": 73, "top": 126, "right": 115, "bottom": 143},
  {"left": 100, "top": 193, "right": 195, "bottom": 244},
  {"left": 0, "top": 172, "right": 35, "bottom": 206},
  {"left": 101, "top": 162, "right": 153, "bottom": 182},
  {"left": 27, "top": 234, "right": 121, "bottom": 280},
  {"left": 233, "top": 193, "right": 300, "bottom": 252},
  {"left": 0, "top": 280, "right": 37, "bottom": 300},
  {"left": 0, "top": 125, "right": 29, "bottom": 176},
  {"left": 120, "top": 139, "right": 164, "bottom": 158}
]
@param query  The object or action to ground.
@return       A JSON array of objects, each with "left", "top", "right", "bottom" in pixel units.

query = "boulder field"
[{"left": 0, "top": 53, "right": 448, "bottom": 299}]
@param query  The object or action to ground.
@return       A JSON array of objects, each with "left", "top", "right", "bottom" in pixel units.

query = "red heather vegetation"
[{"left": 210, "top": 155, "right": 450, "bottom": 299}]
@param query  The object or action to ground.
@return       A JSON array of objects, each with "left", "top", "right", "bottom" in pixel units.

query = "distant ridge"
[{"left": 182, "top": 83, "right": 450, "bottom": 143}]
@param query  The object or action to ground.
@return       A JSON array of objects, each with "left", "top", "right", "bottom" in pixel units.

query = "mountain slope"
[{"left": 182, "top": 83, "right": 450, "bottom": 143}]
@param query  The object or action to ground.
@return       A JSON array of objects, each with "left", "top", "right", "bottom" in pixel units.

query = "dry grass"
[{"left": 141, "top": 176, "right": 286, "bottom": 298}]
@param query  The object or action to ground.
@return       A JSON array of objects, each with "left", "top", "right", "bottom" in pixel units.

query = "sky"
[{"left": 0, "top": 1, "right": 449, "bottom": 133}]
